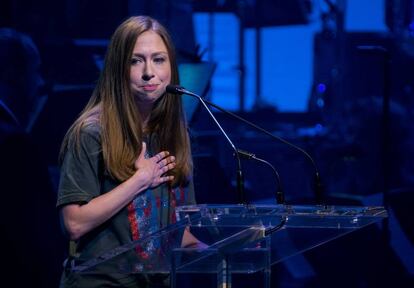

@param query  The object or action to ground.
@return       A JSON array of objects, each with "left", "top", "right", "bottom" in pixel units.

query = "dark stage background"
[{"left": 1, "top": 0, "right": 413, "bottom": 287}]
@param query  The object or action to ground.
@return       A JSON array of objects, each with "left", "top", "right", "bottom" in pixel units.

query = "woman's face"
[{"left": 130, "top": 30, "right": 171, "bottom": 107}]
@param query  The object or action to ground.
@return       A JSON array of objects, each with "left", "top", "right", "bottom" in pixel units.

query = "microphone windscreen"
[{"left": 166, "top": 84, "right": 183, "bottom": 94}]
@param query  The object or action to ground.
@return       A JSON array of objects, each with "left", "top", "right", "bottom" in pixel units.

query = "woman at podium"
[{"left": 56, "top": 15, "right": 199, "bottom": 287}]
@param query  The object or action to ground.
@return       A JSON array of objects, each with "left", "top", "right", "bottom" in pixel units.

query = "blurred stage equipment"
[
  {"left": 179, "top": 62, "right": 216, "bottom": 123},
  {"left": 386, "top": 0, "right": 414, "bottom": 34},
  {"left": 310, "top": 36, "right": 396, "bottom": 207},
  {"left": 192, "top": 0, "right": 312, "bottom": 26},
  {"left": 307, "top": 0, "right": 414, "bottom": 201},
  {"left": 191, "top": 0, "right": 313, "bottom": 111}
]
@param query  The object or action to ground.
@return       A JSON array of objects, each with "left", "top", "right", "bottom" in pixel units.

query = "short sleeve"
[{"left": 56, "top": 125, "right": 103, "bottom": 208}]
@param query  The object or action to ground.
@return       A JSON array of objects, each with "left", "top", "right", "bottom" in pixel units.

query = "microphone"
[
  {"left": 166, "top": 84, "right": 323, "bottom": 204},
  {"left": 166, "top": 85, "right": 247, "bottom": 204},
  {"left": 166, "top": 85, "right": 196, "bottom": 97}
]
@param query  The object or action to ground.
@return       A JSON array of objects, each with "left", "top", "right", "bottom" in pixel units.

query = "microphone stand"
[
  {"left": 170, "top": 87, "right": 246, "bottom": 204},
  {"left": 167, "top": 85, "right": 323, "bottom": 204},
  {"left": 196, "top": 97, "right": 322, "bottom": 204}
]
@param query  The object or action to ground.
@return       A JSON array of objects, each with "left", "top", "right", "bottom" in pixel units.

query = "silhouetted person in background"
[{"left": 0, "top": 28, "right": 65, "bottom": 288}]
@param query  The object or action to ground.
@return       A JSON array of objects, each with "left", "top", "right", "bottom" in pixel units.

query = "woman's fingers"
[
  {"left": 148, "top": 152, "right": 176, "bottom": 186},
  {"left": 153, "top": 174, "right": 175, "bottom": 187},
  {"left": 161, "top": 175, "right": 174, "bottom": 182},
  {"left": 158, "top": 156, "right": 176, "bottom": 175},
  {"left": 154, "top": 151, "right": 169, "bottom": 162},
  {"left": 153, "top": 153, "right": 175, "bottom": 171},
  {"left": 139, "top": 142, "right": 147, "bottom": 159},
  {"left": 134, "top": 147, "right": 176, "bottom": 187},
  {"left": 161, "top": 162, "right": 176, "bottom": 174},
  {"left": 158, "top": 156, "right": 175, "bottom": 167}
]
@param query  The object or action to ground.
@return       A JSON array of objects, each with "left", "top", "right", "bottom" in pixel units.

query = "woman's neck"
[{"left": 137, "top": 102, "right": 153, "bottom": 131}]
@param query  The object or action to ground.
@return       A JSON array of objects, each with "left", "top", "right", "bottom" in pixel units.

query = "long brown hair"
[{"left": 60, "top": 16, "right": 192, "bottom": 186}]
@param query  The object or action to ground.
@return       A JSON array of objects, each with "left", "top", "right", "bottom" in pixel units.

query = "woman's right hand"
[
  {"left": 61, "top": 145, "right": 176, "bottom": 241},
  {"left": 134, "top": 142, "right": 176, "bottom": 189}
]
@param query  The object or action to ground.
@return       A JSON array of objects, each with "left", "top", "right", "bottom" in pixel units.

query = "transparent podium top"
[{"left": 72, "top": 204, "right": 387, "bottom": 275}]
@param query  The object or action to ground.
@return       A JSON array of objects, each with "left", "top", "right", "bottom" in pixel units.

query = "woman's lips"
[{"left": 141, "top": 84, "right": 158, "bottom": 91}]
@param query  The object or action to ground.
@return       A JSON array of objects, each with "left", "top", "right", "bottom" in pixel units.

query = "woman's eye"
[
  {"left": 131, "top": 58, "right": 142, "bottom": 65},
  {"left": 154, "top": 57, "right": 166, "bottom": 64}
]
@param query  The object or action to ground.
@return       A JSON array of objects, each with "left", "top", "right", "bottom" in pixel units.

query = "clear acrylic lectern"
[{"left": 71, "top": 204, "right": 387, "bottom": 287}]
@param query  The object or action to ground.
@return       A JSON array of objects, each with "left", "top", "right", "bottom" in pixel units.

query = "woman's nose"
[
  {"left": 142, "top": 63, "right": 154, "bottom": 81},
  {"left": 142, "top": 73, "right": 153, "bottom": 81}
]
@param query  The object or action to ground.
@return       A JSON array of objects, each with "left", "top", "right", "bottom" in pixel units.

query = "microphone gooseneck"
[
  {"left": 167, "top": 85, "right": 246, "bottom": 204},
  {"left": 237, "top": 149, "right": 284, "bottom": 204},
  {"left": 167, "top": 84, "right": 323, "bottom": 204}
]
